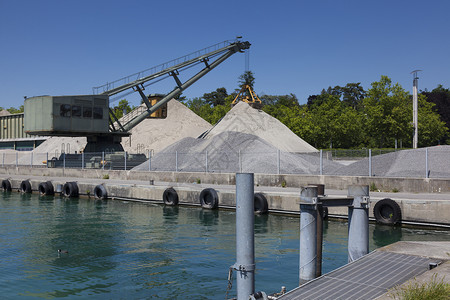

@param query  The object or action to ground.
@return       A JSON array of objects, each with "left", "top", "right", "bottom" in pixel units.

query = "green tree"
[
  {"left": 363, "top": 76, "right": 412, "bottom": 148},
  {"left": 6, "top": 105, "right": 24, "bottom": 114},
  {"left": 202, "top": 87, "right": 228, "bottom": 107},
  {"left": 111, "top": 99, "right": 133, "bottom": 119},
  {"left": 238, "top": 71, "right": 255, "bottom": 89}
]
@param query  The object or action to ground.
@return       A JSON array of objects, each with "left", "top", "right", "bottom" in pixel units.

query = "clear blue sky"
[{"left": 1, "top": 0, "right": 449, "bottom": 109}]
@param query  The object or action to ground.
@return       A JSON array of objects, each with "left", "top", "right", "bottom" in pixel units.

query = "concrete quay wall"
[
  {"left": 2, "top": 168, "right": 450, "bottom": 226},
  {"left": 2, "top": 166, "right": 450, "bottom": 193}
]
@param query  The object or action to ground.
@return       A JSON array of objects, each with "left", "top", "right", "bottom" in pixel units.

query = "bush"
[{"left": 392, "top": 274, "right": 450, "bottom": 300}]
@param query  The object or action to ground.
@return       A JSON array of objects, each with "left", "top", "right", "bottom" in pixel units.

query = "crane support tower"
[
  {"left": 24, "top": 39, "right": 251, "bottom": 153},
  {"left": 231, "top": 84, "right": 263, "bottom": 109}
]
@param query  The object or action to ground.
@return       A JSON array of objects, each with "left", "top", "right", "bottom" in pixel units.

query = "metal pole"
[
  {"left": 81, "top": 152, "right": 84, "bottom": 169},
  {"left": 299, "top": 186, "right": 318, "bottom": 283},
  {"left": 277, "top": 149, "right": 280, "bottom": 175},
  {"left": 102, "top": 152, "right": 105, "bottom": 170},
  {"left": 347, "top": 185, "right": 370, "bottom": 263},
  {"left": 319, "top": 150, "right": 323, "bottom": 175},
  {"left": 175, "top": 151, "right": 178, "bottom": 172},
  {"left": 205, "top": 150, "right": 208, "bottom": 173},
  {"left": 148, "top": 151, "right": 151, "bottom": 171},
  {"left": 239, "top": 150, "right": 242, "bottom": 173},
  {"left": 368, "top": 149, "right": 372, "bottom": 176},
  {"left": 16, "top": 152, "right": 18, "bottom": 167},
  {"left": 124, "top": 151, "right": 127, "bottom": 170},
  {"left": 63, "top": 153, "right": 66, "bottom": 169},
  {"left": 234, "top": 173, "right": 255, "bottom": 300},
  {"left": 46, "top": 152, "right": 48, "bottom": 168},
  {"left": 30, "top": 152, "right": 33, "bottom": 168},
  {"left": 412, "top": 71, "right": 420, "bottom": 149},
  {"left": 425, "top": 148, "right": 429, "bottom": 178}
]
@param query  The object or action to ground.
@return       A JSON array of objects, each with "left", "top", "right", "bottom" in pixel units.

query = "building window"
[
  {"left": 72, "top": 105, "right": 81, "bottom": 117},
  {"left": 93, "top": 107, "right": 103, "bottom": 119},
  {"left": 83, "top": 106, "right": 92, "bottom": 118},
  {"left": 60, "top": 104, "right": 71, "bottom": 117}
]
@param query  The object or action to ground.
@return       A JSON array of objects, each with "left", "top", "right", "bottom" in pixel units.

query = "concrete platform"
[{"left": 278, "top": 241, "right": 450, "bottom": 300}]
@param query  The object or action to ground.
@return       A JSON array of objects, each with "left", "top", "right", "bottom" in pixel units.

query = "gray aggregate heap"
[
  {"left": 133, "top": 131, "right": 341, "bottom": 174},
  {"left": 331, "top": 145, "right": 450, "bottom": 178}
]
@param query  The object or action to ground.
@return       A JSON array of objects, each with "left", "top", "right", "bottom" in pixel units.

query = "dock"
[{"left": 278, "top": 241, "right": 450, "bottom": 300}]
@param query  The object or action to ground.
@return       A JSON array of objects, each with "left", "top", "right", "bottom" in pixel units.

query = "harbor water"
[{"left": 1, "top": 192, "right": 449, "bottom": 299}]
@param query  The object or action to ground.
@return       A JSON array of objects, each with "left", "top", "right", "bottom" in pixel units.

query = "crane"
[{"left": 24, "top": 39, "right": 251, "bottom": 153}]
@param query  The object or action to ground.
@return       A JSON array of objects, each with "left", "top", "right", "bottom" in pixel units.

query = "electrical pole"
[{"left": 411, "top": 70, "right": 421, "bottom": 149}]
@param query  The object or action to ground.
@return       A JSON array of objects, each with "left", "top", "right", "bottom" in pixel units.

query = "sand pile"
[
  {"left": 133, "top": 131, "right": 340, "bottom": 174},
  {"left": 201, "top": 102, "right": 317, "bottom": 153},
  {"left": 331, "top": 146, "right": 450, "bottom": 178},
  {"left": 121, "top": 99, "right": 212, "bottom": 154}
]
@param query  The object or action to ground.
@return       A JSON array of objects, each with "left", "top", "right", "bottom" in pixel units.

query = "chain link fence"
[{"left": 1, "top": 148, "right": 448, "bottom": 178}]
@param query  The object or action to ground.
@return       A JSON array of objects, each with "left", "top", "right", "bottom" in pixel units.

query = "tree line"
[{"left": 181, "top": 71, "right": 449, "bottom": 149}]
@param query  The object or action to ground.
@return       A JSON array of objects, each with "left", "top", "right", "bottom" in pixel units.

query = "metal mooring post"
[
  {"left": 234, "top": 173, "right": 255, "bottom": 300},
  {"left": 347, "top": 185, "right": 370, "bottom": 263},
  {"left": 81, "top": 152, "right": 84, "bottom": 169},
  {"left": 299, "top": 186, "right": 319, "bottom": 283}
]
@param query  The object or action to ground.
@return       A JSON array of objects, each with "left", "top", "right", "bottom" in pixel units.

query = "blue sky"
[{"left": 1, "top": 0, "right": 449, "bottom": 109}]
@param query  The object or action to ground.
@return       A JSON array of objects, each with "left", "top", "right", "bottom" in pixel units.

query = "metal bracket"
[
  {"left": 169, "top": 70, "right": 182, "bottom": 88},
  {"left": 232, "top": 263, "right": 255, "bottom": 272},
  {"left": 201, "top": 58, "right": 210, "bottom": 69}
]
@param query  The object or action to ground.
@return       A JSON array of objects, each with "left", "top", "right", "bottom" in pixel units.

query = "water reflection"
[
  {"left": 198, "top": 209, "right": 219, "bottom": 226},
  {"left": 372, "top": 224, "right": 403, "bottom": 248}
]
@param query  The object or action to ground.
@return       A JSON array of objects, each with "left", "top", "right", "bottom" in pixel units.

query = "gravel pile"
[
  {"left": 331, "top": 146, "right": 450, "bottom": 178},
  {"left": 121, "top": 99, "right": 212, "bottom": 154},
  {"left": 201, "top": 102, "right": 317, "bottom": 153},
  {"left": 133, "top": 131, "right": 341, "bottom": 174}
]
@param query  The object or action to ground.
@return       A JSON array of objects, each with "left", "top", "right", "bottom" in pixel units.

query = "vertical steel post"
[
  {"left": 81, "top": 152, "right": 84, "bottom": 169},
  {"left": 205, "top": 150, "right": 208, "bottom": 173},
  {"left": 148, "top": 151, "right": 151, "bottom": 171},
  {"left": 235, "top": 173, "right": 255, "bottom": 300},
  {"left": 238, "top": 150, "right": 242, "bottom": 173},
  {"left": 175, "top": 151, "right": 178, "bottom": 172},
  {"left": 46, "top": 152, "right": 48, "bottom": 168},
  {"left": 277, "top": 149, "right": 280, "bottom": 175},
  {"left": 63, "top": 153, "right": 66, "bottom": 169},
  {"left": 319, "top": 150, "right": 323, "bottom": 175},
  {"left": 124, "top": 151, "right": 127, "bottom": 170},
  {"left": 347, "top": 185, "right": 369, "bottom": 263},
  {"left": 30, "top": 152, "right": 33, "bottom": 168},
  {"left": 16, "top": 152, "right": 18, "bottom": 167},
  {"left": 299, "top": 186, "right": 318, "bottom": 283},
  {"left": 368, "top": 149, "right": 372, "bottom": 176},
  {"left": 425, "top": 148, "right": 429, "bottom": 178},
  {"left": 102, "top": 152, "right": 105, "bottom": 170}
]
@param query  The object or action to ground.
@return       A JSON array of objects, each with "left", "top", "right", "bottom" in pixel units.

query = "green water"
[{"left": 0, "top": 192, "right": 449, "bottom": 299}]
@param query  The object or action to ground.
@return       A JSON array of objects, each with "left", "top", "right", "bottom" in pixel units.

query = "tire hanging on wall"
[
  {"left": 38, "top": 181, "right": 54, "bottom": 196},
  {"left": 1, "top": 179, "right": 12, "bottom": 192},
  {"left": 254, "top": 193, "right": 268, "bottom": 214},
  {"left": 373, "top": 198, "right": 402, "bottom": 225},
  {"left": 199, "top": 188, "right": 219, "bottom": 209},
  {"left": 20, "top": 180, "right": 32, "bottom": 193},
  {"left": 163, "top": 187, "right": 179, "bottom": 206},
  {"left": 94, "top": 185, "right": 108, "bottom": 200},
  {"left": 62, "top": 182, "right": 79, "bottom": 198}
]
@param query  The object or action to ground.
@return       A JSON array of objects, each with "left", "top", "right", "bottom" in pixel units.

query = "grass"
[
  {"left": 370, "top": 182, "right": 377, "bottom": 192},
  {"left": 281, "top": 180, "right": 286, "bottom": 188},
  {"left": 391, "top": 274, "right": 450, "bottom": 300},
  {"left": 392, "top": 188, "right": 399, "bottom": 193},
  {"left": 102, "top": 174, "right": 109, "bottom": 179}
]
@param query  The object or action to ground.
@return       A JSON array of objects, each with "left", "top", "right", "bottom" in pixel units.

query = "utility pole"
[{"left": 411, "top": 70, "right": 421, "bottom": 149}]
